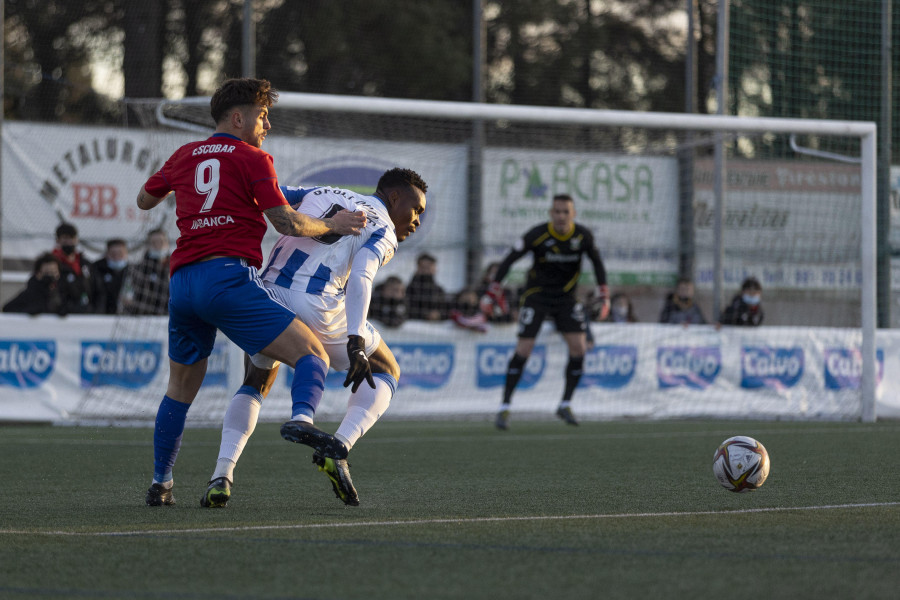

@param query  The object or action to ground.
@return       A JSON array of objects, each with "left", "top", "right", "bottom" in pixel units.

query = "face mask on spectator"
[
  {"left": 60, "top": 244, "right": 76, "bottom": 255},
  {"left": 108, "top": 259, "right": 128, "bottom": 271},
  {"left": 147, "top": 249, "right": 167, "bottom": 260},
  {"left": 742, "top": 294, "right": 761, "bottom": 306}
]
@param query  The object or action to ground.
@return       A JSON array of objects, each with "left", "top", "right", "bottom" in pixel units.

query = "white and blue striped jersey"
[
  {"left": 261, "top": 186, "right": 396, "bottom": 294},
  {"left": 258, "top": 186, "right": 396, "bottom": 339}
]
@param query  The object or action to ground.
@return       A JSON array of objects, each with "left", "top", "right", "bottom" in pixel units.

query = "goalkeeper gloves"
[
  {"left": 343, "top": 335, "right": 375, "bottom": 393},
  {"left": 595, "top": 284, "right": 611, "bottom": 321},
  {"left": 480, "top": 281, "right": 509, "bottom": 316}
]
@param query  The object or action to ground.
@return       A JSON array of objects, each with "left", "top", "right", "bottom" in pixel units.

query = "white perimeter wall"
[{"left": 1, "top": 315, "right": 897, "bottom": 424}]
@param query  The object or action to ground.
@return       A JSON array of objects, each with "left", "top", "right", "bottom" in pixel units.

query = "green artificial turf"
[{"left": 2, "top": 419, "right": 899, "bottom": 599}]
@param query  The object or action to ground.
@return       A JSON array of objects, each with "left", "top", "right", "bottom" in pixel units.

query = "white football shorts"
[{"left": 249, "top": 282, "right": 382, "bottom": 372}]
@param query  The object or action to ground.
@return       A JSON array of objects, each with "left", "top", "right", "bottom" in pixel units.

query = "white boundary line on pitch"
[
  {"left": 2, "top": 502, "right": 898, "bottom": 537},
  {"left": 6, "top": 424, "right": 900, "bottom": 447}
]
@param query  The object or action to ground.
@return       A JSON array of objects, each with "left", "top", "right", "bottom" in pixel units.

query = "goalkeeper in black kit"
[{"left": 484, "top": 193, "right": 610, "bottom": 430}]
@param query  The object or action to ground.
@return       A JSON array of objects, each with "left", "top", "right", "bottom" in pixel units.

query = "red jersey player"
[{"left": 137, "top": 78, "right": 365, "bottom": 507}]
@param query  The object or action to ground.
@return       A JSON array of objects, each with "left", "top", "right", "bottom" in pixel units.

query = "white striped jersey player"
[{"left": 251, "top": 185, "right": 396, "bottom": 371}]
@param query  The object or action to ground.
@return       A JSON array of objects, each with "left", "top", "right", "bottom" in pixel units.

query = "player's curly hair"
[
  {"left": 376, "top": 168, "right": 428, "bottom": 195},
  {"left": 210, "top": 78, "right": 279, "bottom": 124}
]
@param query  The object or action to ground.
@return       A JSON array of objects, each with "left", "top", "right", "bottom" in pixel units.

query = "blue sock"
[
  {"left": 153, "top": 395, "right": 190, "bottom": 483},
  {"left": 290, "top": 355, "right": 328, "bottom": 420},
  {"left": 373, "top": 372, "right": 398, "bottom": 396},
  {"left": 236, "top": 384, "right": 264, "bottom": 403}
]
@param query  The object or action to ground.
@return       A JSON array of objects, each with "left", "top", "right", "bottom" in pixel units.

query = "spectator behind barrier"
[
  {"left": 368, "top": 275, "right": 407, "bottom": 328},
  {"left": 606, "top": 292, "right": 638, "bottom": 323},
  {"left": 92, "top": 238, "right": 129, "bottom": 314},
  {"left": 51, "top": 222, "right": 94, "bottom": 313},
  {"left": 719, "top": 276, "right": 764, "bottom": 327},
  {"left": 120, "top": 229, "right": 171, "bottom": 315},
  {"left": 3, "top": 252, "right": 77, "bottom": 315},
  {"left": 659, "top": 278, "right": 707, "bottom": 326},
  {"left": 450, "top": 287, "right": 489, "bottom": 333},
  {"left": 406, "top": 252, "right": 448, "bottom": 321}
]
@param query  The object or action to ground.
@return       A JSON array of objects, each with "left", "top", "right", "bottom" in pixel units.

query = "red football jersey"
[{"left": 144, "top": 133, "right": 288, "bottom": 273}]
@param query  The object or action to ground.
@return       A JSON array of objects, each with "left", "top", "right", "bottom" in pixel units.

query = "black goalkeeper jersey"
[{"left": 494, "top": 221, "right": 606, "bottom": 297}]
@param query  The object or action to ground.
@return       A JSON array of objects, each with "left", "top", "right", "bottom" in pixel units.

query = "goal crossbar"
[{"left": 155, "top": 92, "right": 875, "bottom": 137}]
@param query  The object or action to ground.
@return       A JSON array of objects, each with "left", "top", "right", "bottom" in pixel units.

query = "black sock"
[
  {"left": 502, "top": 353, "right": 528, "bottom": 405},
  {"left": 562, "top": 356, "right": 584, "bottom": 402}
]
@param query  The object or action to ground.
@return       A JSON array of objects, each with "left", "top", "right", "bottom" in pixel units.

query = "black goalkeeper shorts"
[{"left": 516, "top": 292, "right": 587, "bottom": 339}]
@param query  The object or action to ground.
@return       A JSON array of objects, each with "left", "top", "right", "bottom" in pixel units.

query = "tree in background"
[
  {"left": 254, "top": 0, "right": 472, "bottom": 101},
  {"left": 4, "top": 0, "right": 122, "bottom": 122},
  {"left": 3, "top": 0, "right": 895, "bottom": 159},
  {"left": 726, "top": 0, "right": 899, "bottom": 157},
  {"left": 1, "top": 0, "right": 702, "bottom": 119},
  {"left": 484, "top": 0, "right": 688, "bottom": 112}
]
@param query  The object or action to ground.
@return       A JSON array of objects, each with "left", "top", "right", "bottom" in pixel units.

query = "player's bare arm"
[
  {"left": 264, "top": 205, "right": 365, "bottom": 237},
  {"left": 136, "top": 186, "right": 169, "bottom": 211}
]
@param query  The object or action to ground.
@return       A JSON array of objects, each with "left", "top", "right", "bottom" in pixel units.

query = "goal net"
[{"left": 70, "top": 94, "right": 876, "bottom": 424}]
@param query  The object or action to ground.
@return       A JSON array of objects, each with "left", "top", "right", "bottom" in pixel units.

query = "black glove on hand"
[{"left": 343, "top": 335, "right": 376, "bottom": 393}]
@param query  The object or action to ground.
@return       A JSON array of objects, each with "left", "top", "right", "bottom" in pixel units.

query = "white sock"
[
  {"left": 558, "top": 400, "right": 572, "bottom": 409},
  {"left": 335, "top": 375, "right": 394, "bottom": 450},
  {"left": 213, "top": 458, "right": 236, "bottom": 483},
  {"left": 211, "top": 390, "right": 262, "bottom": 482}
]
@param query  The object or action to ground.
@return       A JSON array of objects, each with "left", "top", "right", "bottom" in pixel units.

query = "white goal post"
[
  {"left": 2, "top": 92, "right": 845, "bottom": 427},
  {"left": 1, "top": 88, "right": 883, "bottom": 424},
  {"left": 152, "top": 93, "right": 878, "bottom": 422}
]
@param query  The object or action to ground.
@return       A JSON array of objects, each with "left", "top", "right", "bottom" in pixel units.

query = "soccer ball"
[{"left": 712, "top": 436, "right": 770, "bottom": 492}]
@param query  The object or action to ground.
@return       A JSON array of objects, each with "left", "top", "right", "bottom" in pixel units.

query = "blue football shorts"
[{"left": 168, "top": 257, "right": 296, "bottom": 365}]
